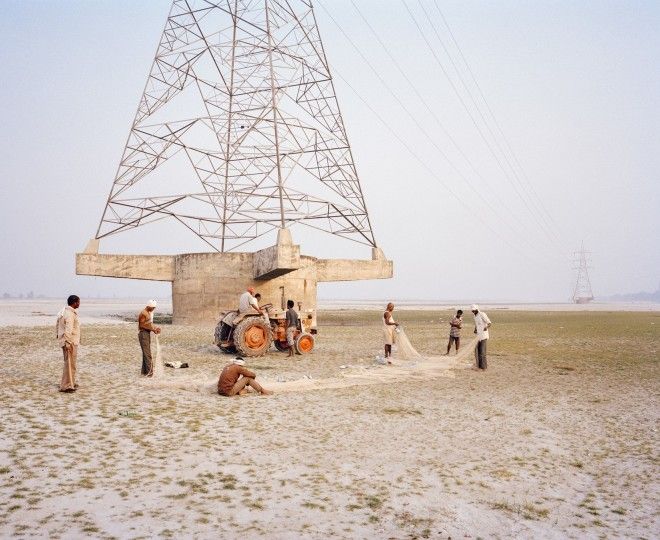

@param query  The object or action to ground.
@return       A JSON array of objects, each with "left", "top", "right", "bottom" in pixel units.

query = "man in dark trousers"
[
  {"left": 138, "top": 300, "right": 161, "bottom": 377},
  {"left": 471, "top": 304, "right": 492, "bottom": 370},
  {"left": 285, "top": 299, "right": 300, "bottom": 357},
  {"left": 445, "top": 309, "right": 463, "bottom": 355},
  {"left": 218, "top": 358, "right": 273, "bottom": 396}
]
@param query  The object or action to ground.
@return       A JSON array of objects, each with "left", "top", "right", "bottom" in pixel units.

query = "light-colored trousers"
[
  {"left": 60, "top": 344, "right": 77, "bottom": 391},
  {"left": 228, "top": 376, "right": 265, "bottom": 396}
]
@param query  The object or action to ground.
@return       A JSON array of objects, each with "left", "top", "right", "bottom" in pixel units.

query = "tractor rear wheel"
[
  {"left": 295, "top": 333, "right": 315, "bottom": 354},
  {"left": 234, "top": 317, "right": 272, "bottom": 357}
]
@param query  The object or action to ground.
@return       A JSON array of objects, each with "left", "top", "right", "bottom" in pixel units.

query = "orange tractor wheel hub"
[{"left": 245, "top": 325, "right": 267, "bottom": 348}]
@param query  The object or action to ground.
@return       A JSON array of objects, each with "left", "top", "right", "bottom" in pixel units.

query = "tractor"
[{"left": 214, "top": 304, "right": 316, "bottom": 357}]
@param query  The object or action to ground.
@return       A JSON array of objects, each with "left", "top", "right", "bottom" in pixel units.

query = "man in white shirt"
[
  {"left": 238, "top": 286, "right": 263, "bottom": 316},
  {"left": 471, "top": 304, "right": 491, "bottom": 370}
]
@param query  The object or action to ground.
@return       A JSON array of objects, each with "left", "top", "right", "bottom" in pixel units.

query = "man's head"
[
  {"left": 386, "top": 302, "right": 394, "bottom": 311},
  {"left": 233, "top": 357, "right": 245, "bottom": 366},
  {"left": 255, "top": 293, "right": 261, "bottom": 301},
  {"left": 457, "top": 309, "right": 463, "bottom": 316},
  {"left": 471, "top": 304, "right": 479, "bottom": 314},
  {"left": 287, "top": 299, "right": 294, "bottom": 309},
  {"left": 247, "top": 286, "right": 255, "bottom": 295},
  {"left": 67, "top": 295, "right": 80, "bottom": 309},
  {"left": 146, "top": 299, "right": 157, "bottom": 312}
]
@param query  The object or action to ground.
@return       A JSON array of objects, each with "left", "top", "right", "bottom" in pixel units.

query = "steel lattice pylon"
[
  {"left": 572, "top": 242, "right": 594, "bottom": 304},
  {"left": 96, "top": 0, "right": 376, "bottom": 252}
]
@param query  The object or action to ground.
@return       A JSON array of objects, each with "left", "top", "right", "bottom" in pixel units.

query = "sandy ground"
[{"left": 0, "top": 305, "right": 658, "bottom": 539}]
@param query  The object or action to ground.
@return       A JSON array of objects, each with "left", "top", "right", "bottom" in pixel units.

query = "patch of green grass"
[
  {"left": 364, "top": 495, "right": 383, "bottom": 510},
  {"left": 165, "top": 492, "right": 188, "bottom": 500},
  {"left": 301, "top": 502, "right": 325, "bottom": 511}
]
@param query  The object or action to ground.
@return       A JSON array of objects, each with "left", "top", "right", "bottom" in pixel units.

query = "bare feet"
[{"left": 261, "top": 390, "right": 274, "bottom": 396}]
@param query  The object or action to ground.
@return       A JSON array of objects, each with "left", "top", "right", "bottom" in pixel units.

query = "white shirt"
[
  {"left": 474, "top": 311, "right": 491, "bottom": 340},
  {"left": 238, "top": 291, "right": 259, "bottom": 314}
]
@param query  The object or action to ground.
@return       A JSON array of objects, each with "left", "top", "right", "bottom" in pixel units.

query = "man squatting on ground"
[
  {"left": 138, "top": 300, "right": 161, "bottom": 377},
  {"left": 446, "top": 309, "right": 463, "bottom": 355},
  {"left": 471, "top": 304, "right": 491, "bottom": 370},
  {"left": 285, "top": 299, "right": 300, "bottom": 357},
  {"left": 56, "top": 295, "right": 81, "bottom": 392},
  {"left": 218, "top": 358, "right": 273, "bottom": 396}
]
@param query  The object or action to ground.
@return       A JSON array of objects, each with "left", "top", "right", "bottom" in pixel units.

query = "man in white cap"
[
  {"left": 471, "top": 304, "right": 491, "bottom": 370},
  {"left": 217, "top": 357, "right": 273, "bottom": 396},
  {"left": 138, "top": 300, "right": 161, "bottom": 377}
]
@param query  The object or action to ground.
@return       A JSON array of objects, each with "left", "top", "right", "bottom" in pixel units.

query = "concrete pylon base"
[{"left": 76, "top": 230, "right": 393, "bottom": 325}]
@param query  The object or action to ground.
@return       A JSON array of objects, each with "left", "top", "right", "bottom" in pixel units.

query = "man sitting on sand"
[{"left": 217, "top": 358, "right": 273, "bottom": 397}]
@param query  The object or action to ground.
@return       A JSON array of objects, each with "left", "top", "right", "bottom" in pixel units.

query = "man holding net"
[{"left": 138, "top": 300, "right": 161, "bottom": 377}]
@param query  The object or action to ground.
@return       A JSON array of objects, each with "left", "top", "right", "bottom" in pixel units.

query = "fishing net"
[
  {"left": 394, "top": 327, "right": 423, "bottom": 360},
  {"left": 152, "top": 333, "right": 164, "bottom": 378}
]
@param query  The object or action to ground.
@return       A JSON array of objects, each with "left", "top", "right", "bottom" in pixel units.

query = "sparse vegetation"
[{"left": 0, "top": 309, "right": 656, "bottom": 538}]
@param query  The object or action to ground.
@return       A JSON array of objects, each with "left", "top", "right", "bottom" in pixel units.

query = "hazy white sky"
[{"left": 1, "top": 0, "right": 658, "bottom": 302}]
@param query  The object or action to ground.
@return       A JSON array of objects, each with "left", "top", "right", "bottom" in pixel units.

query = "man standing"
[
  {"left": 238, "top": 286, "right": 262, "bottom": 315},
  {"left": 446, "top": 309, "right": 463, "bottom": 355},
  {"left": 138, "top": 300, "right": 161, "bottom": 377},
  {"left": 56, "top": 295, "right": 81, "bottom": 392},
  {"left": 218, "top": 358, "right": 273, "bottom": 396},
  {"left": 471, "top": 304, "right": 491, "bottom": 370},
  {"left": 285, "top": 299, "right": 300, "bottom": 357}
]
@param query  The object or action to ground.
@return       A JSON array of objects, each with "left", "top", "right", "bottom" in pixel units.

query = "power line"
[
  {"left": 402, "top": 0, "right": 562, "bottom": 249},
  {"left": 315, "top": 2, "right": 557, "bottom": 269},
  {"left": 317, "top": 0, "right": 551, "bottom": 260},
  {"left": 431, "top": 0, "right": 564, "bottom": 240},
  {"left": 331, "top": 68, "right": 552, "bottom": 269},
  {"left": 349, "top": 0, "right": 550, "bottom": 255}
]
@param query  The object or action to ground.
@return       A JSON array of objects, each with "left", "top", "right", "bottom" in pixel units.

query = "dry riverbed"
[{"left": 0, "top": 309, "right": 658, "bottom": 539}]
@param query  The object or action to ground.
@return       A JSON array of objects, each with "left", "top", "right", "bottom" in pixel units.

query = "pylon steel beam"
[{"left": 95, "top": 0, "right": 376, "bottom": 253}]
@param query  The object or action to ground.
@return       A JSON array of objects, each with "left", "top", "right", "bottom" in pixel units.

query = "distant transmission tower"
[
  {"left": 95, "top": 0, "right": 376, "bottom": 253},
  {"left": 572, "top": 243, "right": 594, "bottom": 304}
]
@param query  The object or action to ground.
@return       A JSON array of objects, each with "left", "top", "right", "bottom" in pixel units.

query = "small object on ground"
[
  {"left": 339, "top": 364, "right": 348, "bottom": 369},
  {"left": 375, "top": 355, "right": 387, "bottom": 365},
  {"left": 165, "top": 361, "right": 189, "bottom": 369}
]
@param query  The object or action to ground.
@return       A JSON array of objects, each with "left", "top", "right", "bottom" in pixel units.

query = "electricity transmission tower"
[
  {"left": 96, "top": 0, "right": 375, "bottom": 253},
  {"left": 572, "top": 243, "right": 594, "bottom": 304}
]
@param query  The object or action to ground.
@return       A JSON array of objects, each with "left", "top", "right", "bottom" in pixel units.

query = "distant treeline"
[
  {"left": 600, "top": 288, "right": 660, "bottom": 302},
  {"left": 2, "top": 292, "right": 47, "bottom": 299}
]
